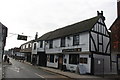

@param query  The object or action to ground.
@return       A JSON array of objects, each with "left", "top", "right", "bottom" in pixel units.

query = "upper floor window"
[
  {"left": 34, "top": 43, "right": 36, "bottom": 50},
  {"left": 40, "top": 41, "right": 43, "bottom": 48},
  {"left": 61, "top": 37, "right": 65, "bottom": 47},
  {"left": 73, "top": 34, "right": 79, "bottom": 46},
  {"left": 26, "top": 44, "right": 28, "bottom": 48},
  {"left": 22, "top": 45, "right": 25, "bottom": 49},
  {"left": 49, "top": 40, "right": 53, "bottom": 48},
  {"left": 25, "top": 45, "right": 26, "bottom": 49},
  {"left": 28, "top": 43, "right": 31, "bottom": 48}
]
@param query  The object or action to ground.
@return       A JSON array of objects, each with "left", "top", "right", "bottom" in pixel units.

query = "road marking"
[{"left": 34, "top": 73, "right": 44, "bottom": 78}]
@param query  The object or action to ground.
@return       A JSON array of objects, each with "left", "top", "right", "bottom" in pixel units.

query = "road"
[{"left": 3, "top": 58, "right": 69, "bottom": 80}]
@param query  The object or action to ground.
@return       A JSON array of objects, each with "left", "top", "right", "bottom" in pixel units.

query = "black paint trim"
[
  {"left": 90, "top": 32, "right": 98, "bottom": 52},
  {"left": 91, "top": 53, "right": 94, "bottom": 75},
  {"left": 105, "top": 41, "right": 110, "bottom": 54},
  {"left": 91, "top": 30, "right": 109, "bottom": 37},
  {"left": 90, "top": 51, "right": 110, "bottom": 56}
]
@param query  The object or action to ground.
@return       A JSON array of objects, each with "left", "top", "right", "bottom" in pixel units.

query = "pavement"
[
  {"left": 37, "top": 65, "right": 120, "bottom": 79},
  {"left": 2, "top": 62, "right": 12, "bottom": 65},
  {"left": 12, "top": 60, "right": 120, "bottom": 79},
  {"left": 38, "top": 67, "right": 101, "bottom": 79}
]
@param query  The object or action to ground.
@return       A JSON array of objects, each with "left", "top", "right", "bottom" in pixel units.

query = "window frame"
[
  {"left": 69, "top": 54, "right": 79, "bottom": 64},
  {"left": 40, "top": 41, "right": 43, "bottom": 48},
  {"left": 80, "top": 58, "right": 88, "bottom": 64},
  {"left": 50, "top": 54, "right": 54, "bottom": 63},
  {"left": 34, "top": 43, "right": 36, "bottom": 50},
  {"left": 73, "top": 34, "right": 79, "bottom": 46},
  {"left": 49, "top": 40, "right": 53, "bottom": 49},
  {"left": 61, "top": 37, "right": 66, "bottom": 47}
]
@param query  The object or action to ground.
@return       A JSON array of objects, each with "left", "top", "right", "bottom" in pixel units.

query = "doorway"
[{"left": 58, "top": 54, "right": 63, "bottom": 70}]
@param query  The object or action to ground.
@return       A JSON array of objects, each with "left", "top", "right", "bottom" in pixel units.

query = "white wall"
[
  {"left": 90, "top": 32, "right": 110, "bottom": 54},
  {"left": 79, "top": 54, "right": 91, "bottom": 73},
  {"left": 103, "top": 36, "right": 110, "bottom": 53},
  {"left": 32, "top": 42, "right": 37, "bottom": 54},
  {"left": 63, "top": 54, "right": 91, "bottom": 73},
  {"left": 37, "top": 41, "right": 45, "bottom": 52},
  {"left": 47, "top": 55, "right": 58, "bottom": 68},
  {"left": 46, "top": 32, "right": 89, "bottom": 54}
]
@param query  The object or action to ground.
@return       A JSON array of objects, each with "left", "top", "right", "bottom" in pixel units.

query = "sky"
[{"left": 0, "top": 0, "right": 117, "bottom": 50}]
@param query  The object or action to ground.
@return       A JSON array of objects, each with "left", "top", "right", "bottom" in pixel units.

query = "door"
[
  {"left": 58, "top": 54, "right": 63, "bottom": 70},
  {"left": 93, "top": 58, "right": 104, "bottom": 75}
]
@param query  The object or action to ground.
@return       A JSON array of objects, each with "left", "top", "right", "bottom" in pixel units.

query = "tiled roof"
[{"left": 38, "top": 15, "right": 100, "bottom": 40}]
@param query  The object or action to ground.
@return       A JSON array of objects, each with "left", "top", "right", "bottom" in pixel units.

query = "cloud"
[{"left": 0, "top": 0, "right": 117, "bottom": 50}]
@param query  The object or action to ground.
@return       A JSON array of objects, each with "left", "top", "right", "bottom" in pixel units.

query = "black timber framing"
[
  {"left": 89, "top": 32, "right": 97, "bottom": 52},
  {"left": 105, "top": 41, "right": 110, "bottom": 54},
  {"left": 89, "top": 19, "right": 110, "bottom": 75}
]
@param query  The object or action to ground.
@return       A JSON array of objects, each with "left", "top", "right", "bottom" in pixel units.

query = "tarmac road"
[{"left": 3, "top": 58, "right": 69, "bottom": 80}]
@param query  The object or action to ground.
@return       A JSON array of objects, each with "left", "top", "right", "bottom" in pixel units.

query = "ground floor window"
[
  {"left": 50, "top": 54, "right": 54, "bottom": 63},
  {"left": 80, "top": 58, "right": 88, "bottom": 64},
  {"left": 69, "top": 54, "right": 79, "bottom": 64}
]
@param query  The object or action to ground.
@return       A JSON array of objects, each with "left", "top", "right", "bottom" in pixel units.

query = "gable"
[{"left": 91, "top": 18, "right": 109, "bottom": 36}]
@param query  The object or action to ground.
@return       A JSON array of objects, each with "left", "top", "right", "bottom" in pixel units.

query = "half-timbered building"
[{"left": 43, "top": 11, "right": 111, "bottom": 75}]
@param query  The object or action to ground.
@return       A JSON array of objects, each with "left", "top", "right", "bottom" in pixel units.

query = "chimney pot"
[{"left": 97, "top": 11, "right": 103, "bottom": 16}]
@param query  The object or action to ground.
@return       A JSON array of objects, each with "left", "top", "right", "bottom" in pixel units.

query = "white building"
[
  {"left": 31, "top": 33, "right": 51, "bottom": 66},
  {"left": 43, "top": 11, "right": 111, "bottom": 75}
]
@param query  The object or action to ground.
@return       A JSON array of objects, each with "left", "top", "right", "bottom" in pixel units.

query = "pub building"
[{"left": 44, "top": 11, "right": 111, "bottom": 75}]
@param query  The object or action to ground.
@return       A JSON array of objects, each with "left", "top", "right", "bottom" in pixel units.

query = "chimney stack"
[
  {"left": 97, "top": 11, "right": 103, "bottom": 16},
  {"left": 35, "top": 32, "right": 38, "bottom": 40},
  {"left": 117, "top": 0, "right": 120, "bottom": 17},
  {"left": 97, "top": 11, "right": 105, "bottom": 21}
]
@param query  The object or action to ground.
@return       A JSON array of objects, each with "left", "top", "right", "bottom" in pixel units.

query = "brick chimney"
[{"left": 117, "top": 0, "right": 120, "bottom": 17}]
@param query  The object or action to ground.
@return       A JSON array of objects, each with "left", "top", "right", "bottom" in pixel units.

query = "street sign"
[{"left": 17, "top": 35, "right": 27, "bottom": 41}]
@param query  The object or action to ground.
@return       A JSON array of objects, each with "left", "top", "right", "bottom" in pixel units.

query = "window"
[
  {"left": 80, "top": 58, "right": 88, "bottom": 64},
  {"left": 64, "top": 59, "right": 67, "bottom": 63},
  {"left": 47, "top": 55, "right": 50, "bottom": 62},
  {"left": 73, "top": 34, "right": 79, "bottom": 46},
  {"left": 28, "top": 43, "right": 31, "bottom": 48},
  {"left": 34, "top": 43, "right": 36, "bottom": 50},
  {"left": 55, "top": 58, "right": 58, "bottom": 62},
  {"left": 61, "top": 37, "right": 65, "bottom": 47},
  {"left": 25, "top": 45, "right": 26, "bottom": 49},
  {"left": 40, "top": 41, "right": 43, "bottom": 48},
  {"left": 49, "top": 40, "right": 53, "bottom": 48},
  {"left": 50, "top": 54, "right": 54, "bottom": 63},
  {"left": 69, "top": 54, "right": 79, "bottom": 64},
  {"left": 26, "top": 44, "right": 28, "bottom": 48}
]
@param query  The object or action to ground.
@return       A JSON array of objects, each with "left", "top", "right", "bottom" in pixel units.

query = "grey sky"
[{"left": 0, "top": 0, "right": 117, "bottom": 50}]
